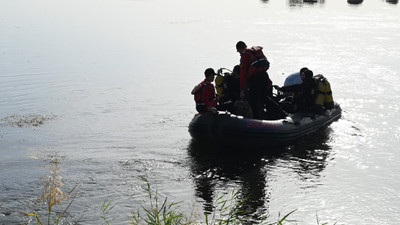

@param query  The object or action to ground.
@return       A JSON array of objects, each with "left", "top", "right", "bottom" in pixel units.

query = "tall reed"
[
  {"left": 20, "top": 157, "right": 78, "bottom": 225},
  {"left": 130, "top": 177, "right": 186, "bottom": 225},
  {"left": 127, "top": 177, "right": 312, "bottom": 225},
  {"left": 19, "top": 161, "right": 337, "bottom": 225}
]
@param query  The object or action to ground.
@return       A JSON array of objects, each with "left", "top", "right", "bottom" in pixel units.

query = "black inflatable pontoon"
[{"left": 188, "top": 102, "right": 341, "bottom": 147}]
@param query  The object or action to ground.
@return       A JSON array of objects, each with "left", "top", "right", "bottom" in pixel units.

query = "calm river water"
[{"left": 1, "top": 0, "right": 399, "bottom": 224}]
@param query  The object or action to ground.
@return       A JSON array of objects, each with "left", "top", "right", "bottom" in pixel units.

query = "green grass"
[
  {"left": 20, "top": 160, "right": 337, "bottom": 225},
  {"left": 129, "top": 177, "right": 186, "bottom": 225},
  {"left": 128, "top": 178, "right": 337, "bottom": 225}
]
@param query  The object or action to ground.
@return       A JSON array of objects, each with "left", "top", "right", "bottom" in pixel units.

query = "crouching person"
[
  {"left": 280, "top": 69, "right": 334, "bottom": 114},
  {"left": 191, "top": 68, "right": 219, "bottom": 114}
]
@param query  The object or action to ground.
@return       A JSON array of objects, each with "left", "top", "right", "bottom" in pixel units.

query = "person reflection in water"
[
  {"left": 187, "top": 147, "right": 270, "bottom": 223},
  {"left": 187, "top": 137, "right": 333, "bottom": 224},
  {"left": 191, "top": 68, "right": 218, "bottom": 114}
]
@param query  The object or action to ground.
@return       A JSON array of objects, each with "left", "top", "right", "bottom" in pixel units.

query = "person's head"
[
  {"left": 300, "top": 67, "right": 308, "bottom": 75},
  {"left": 232, "top": 65, "right": 240, "bottom": 76},
  {"left": 204, "top": 68, "right": 217, "bottom": 81},
  {"left": 236, "top": 41, "right": 247, "bottom": 54},
  {"left": 300, "top": 67, "right": 309, "bottom": 80},
  {"left": 301, "top": 69, "right": 313, "bottom": 81}
]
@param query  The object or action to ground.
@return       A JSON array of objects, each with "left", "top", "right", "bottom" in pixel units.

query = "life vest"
[
  {"left": 245, "top": 46, "right": 270, "bottom": 71},
  {"left": 193, "top": 82, "right": 208, "bottom": 103},
  {"left": 191, "top": 80, "right": 217, "bottom": 113},
  {"left": 239, "top": 46, "right": 271, "bottom": 90},
  {"left": 215, "top": 74, "right": 224, "bottom": 98},
  {"left": 244, "top": 47, "right": 272, "bottom": 89},
  {"left": 314, "top": 74, "right": 334, "bottom": 110}
]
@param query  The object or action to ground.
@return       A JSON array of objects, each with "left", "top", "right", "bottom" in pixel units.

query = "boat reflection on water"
[{"left": 186, "top": 127, "right": 334, "bottom": 223}]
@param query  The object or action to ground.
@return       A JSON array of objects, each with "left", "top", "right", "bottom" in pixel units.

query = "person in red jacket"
[
  {"left": 191, "top": 68, "right": 218, "bottom": 114},
  {"left": 236, "top": 41, "right": 279, "bottom": 119}
]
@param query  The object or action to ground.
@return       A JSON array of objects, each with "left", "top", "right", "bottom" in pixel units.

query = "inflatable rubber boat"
[{"left": 188, "top": 102, "right": 341, "bottom": 147}]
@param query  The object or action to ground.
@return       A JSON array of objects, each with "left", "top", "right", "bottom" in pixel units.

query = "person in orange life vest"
[
  {"left": 236, "top": 41, "right": 275, "bottom": 119},
  {"left": 191, "top": 68, "right": 218, "bottom": 113}
]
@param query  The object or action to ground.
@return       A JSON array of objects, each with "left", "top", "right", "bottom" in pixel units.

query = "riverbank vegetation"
[
  {"left": 20, "top": 157, "right": 337, "bottom": 225},
  {"left": 127, "top": 177, "right": 304, "bottom": 225}
]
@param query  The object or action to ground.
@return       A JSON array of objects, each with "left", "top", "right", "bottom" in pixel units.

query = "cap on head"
[
  {"left": 236, "top": 41, "right": 247, "bottom": 52},
  {"left": 204, "top": 68, "right": 216, "bottom": 77}
]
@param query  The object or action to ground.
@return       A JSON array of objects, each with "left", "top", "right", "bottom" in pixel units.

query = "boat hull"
[{"left": 188, "top": 103, "right": 341, "bottom": 147}]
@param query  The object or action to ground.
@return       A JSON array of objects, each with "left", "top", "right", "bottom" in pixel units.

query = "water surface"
[{"left": 1, "top": 0, "right": 399, "bottom": 224}]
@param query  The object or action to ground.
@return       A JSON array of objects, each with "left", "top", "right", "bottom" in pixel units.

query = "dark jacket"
[{"left": 280, "top": 77, "right": 317, "bottom": 111}]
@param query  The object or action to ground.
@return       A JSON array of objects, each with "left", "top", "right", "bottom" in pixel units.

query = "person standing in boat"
[
  {"left": 191, "top": 68, "right": 218, "bottom": 114},
  {"left": 236, "top": 41, "right": 287, "bottom": 119}
]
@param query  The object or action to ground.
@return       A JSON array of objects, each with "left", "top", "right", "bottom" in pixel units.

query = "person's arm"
[
  {"left": 280, "top": 83, "right": 302, "bottom": 93},
  {"left": 239, "top": 53, "right": 250, "bottom": 99},
  {"left": 191, "top": 83, "right": 202, "bottom": 95},
  {"left": 239, "top": 54, "right": 250, "bottom": 90}
]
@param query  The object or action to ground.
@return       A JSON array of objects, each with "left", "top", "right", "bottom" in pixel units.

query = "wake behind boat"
[{"left": 188, "top": 102, "right": 341, "bottom": 147}]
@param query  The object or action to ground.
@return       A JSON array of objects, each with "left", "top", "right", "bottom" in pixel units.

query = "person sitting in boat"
[
  {"left": 278, "top": 67, "right": 310, "bottom": 112},
  {"left": 280, "top": 69, "right": 334, "bottom": 113},
  {"left": 283, "top": 67, "right": 309, "bottom": 96},
  {"left": 280, "top": 69, "right": 316, "bottom": 112},
  {"left": 213, "top": 65, "right": 241, "bottom": 113},
  {"left": 216, "top": 65, "right": 241, "bottom": 106},
  {"left": 191, "top": 68, "right": 219, "bottom": 114},
  {"left": 223, "top": 65, "right": 241, "bottom": 105}
]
